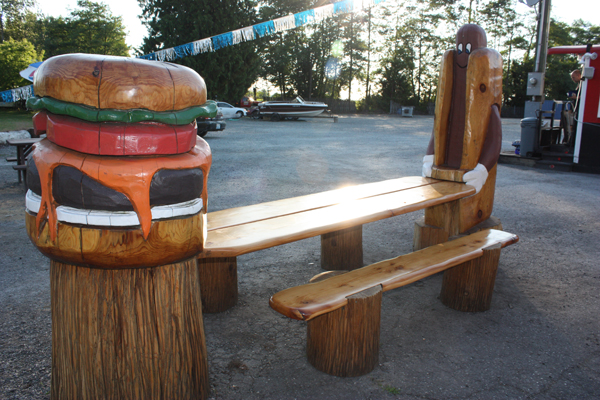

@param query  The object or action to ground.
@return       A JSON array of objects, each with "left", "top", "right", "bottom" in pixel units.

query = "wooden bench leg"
[
  {"left": 306, "top": 285, "right": 382, "bottom": 377},
  {"left": 440, "top": 243, "right": 501, "bottom": 312},
  {"left": 321, "top": 225, "right": 363, "bottom": 270},
  {"left": 50, "top": 257, "right": 209, "bottom": 400},
  {"left": 413, "top": 216, "right": 449, "bottom": 251},
  {"left": 414, "top": 215, "right": 503, "bottom": 251},
  {"left": 197, "top": 256, "right": 238, "bottom": 313}
]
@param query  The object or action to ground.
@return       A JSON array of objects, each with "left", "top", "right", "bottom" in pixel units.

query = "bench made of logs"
[
  {"left": 198, "top": 176, "right": 476, "bottom": 313},
  {"left": 269, "top": 229, "right": 518, "bottom": 377}
]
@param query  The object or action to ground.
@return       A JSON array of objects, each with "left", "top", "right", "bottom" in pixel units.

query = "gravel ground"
[{"left": 1, "top": 114, "right": 599, "bottom": 399}]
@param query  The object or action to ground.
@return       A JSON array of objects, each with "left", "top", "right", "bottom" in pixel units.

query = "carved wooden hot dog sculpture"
[
  {"left": 23, "top": 53, "right": 215, "bottom": 399},
  {"left": 423, "top": 24, "right": 502, "bottom": 195},
  {"left": 417, "top": 24, "right": 503, "bottom": 239}
]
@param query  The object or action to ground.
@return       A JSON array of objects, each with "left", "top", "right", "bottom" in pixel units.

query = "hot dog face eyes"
[{"left": 455, "top": 24, "right": 487, "bottom": 68}]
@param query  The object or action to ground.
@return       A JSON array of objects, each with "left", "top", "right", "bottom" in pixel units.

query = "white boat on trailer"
[{"left": 253, "top": 96, "right": 329, "bottom": 120}]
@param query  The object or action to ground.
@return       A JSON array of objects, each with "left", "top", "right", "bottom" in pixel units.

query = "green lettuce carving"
[{"left": 27, "top": 97, "right": 217, "bottom": 125}]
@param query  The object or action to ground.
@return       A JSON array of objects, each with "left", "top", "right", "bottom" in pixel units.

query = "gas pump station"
[{"left": 500, "top": 0, "right": 599, "bottom": 173}]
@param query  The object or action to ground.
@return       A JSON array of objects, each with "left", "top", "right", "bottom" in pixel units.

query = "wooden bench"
[
  {"left": 198, "top": 176, "right": 478, "bottom": 313},
  {"left": 269, "top": 229, "right": 518, "bottom": 377}
]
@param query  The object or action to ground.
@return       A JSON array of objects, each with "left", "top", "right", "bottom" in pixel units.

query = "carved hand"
[
  {"left": 422, "top": 155, "right": 434, "bottom": 178},
  {"left": 463, "top": 163, "right": 488, "bottom": 194}
]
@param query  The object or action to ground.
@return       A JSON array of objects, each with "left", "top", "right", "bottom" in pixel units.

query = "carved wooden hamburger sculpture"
[
  {"left": 25, "top": 53, "right": 214, "bottom": 267},
  {"left": 24, "top": 54, "right": 214, "bottom": 399}
]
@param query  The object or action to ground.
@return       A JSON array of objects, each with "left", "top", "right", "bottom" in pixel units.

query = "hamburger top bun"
[{"left": 33, "top": 54, "right": 207, "bottom": 112}]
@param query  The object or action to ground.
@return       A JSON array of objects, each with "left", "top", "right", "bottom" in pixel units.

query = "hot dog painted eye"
[
  {"left": 466, "top": 43, "right": 472, "bottom": 54},
  {"left": 457, "top": 43, "right": 463, "bottom": 54}
]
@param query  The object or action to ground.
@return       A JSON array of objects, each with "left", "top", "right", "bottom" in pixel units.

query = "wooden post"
[
  {"left": 414, "top": 215, "right": 502, "bottom": 251},
  {"left": 321, "top": 225, "right": 363, "bottom": 270},
  {"left": 413, "top": 217, "right": 449, "bottom": 251},
  {"left": 306, "top": 285, "right": 382, "bottom": 377},
  {"left": 197, "top": 257, "right": 238, "bottom": 313},
  {"left": 440, "top": 243, "right": 501, "bottom": 312},
  {"left": 50, "top": 257, "right": 209, "bottom": 400}
]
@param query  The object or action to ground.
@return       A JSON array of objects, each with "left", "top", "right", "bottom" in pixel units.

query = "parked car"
[
  {"left": 217, "top": 102, "right": 247, "bottom": 119},
  {"left": 196, "top": 109, "right": 226, "bottom": 137}
]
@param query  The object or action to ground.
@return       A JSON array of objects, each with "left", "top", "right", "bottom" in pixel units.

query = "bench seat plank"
[
  {"left": 269, "top": 229, "right": 518, "bottom": 321},
  {"left": 201, "top": 181, "right": 475, "bottom": 258},
  {"left": 207, "top": 176, "right": 439, "bottom": 231}
]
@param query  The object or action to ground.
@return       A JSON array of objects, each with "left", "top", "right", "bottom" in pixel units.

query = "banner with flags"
[
  {"left": 137, "top": 0, "right": 386, "bottom": 62},
  {"left": 0, "top": 0, "right": 387, "bottom": 103}
]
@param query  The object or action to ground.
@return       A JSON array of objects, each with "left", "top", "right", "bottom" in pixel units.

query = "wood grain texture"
[
  {"left": 461, "top": 48, "right": 503, "bottom": 170},
  {"left": 321, "top": 225, "right": 363, "bottom": 271},
  {"left": 50, "top": 257, "right": 209, "bottom": 400},
  {"left": 197, "top": 257, "right": 238, "bottom": 313},
  {"left": 99, "top": 57, "right": 174, "bottom": 111},
  {"left": 269, "top": 229, "right": 518, "bottom": 321},
  {"left": 206, "top": 176, "right": 437, "bottom": 231},
  {"left": 306, "top": 285, "right": 382, "bottom": 377},
  {"left": 33, "top": 54, "right": 207, "bottom": 112},
  {"left": 458, "top": 164, "right": 497, "bottom": 232},
  {"left": 201, "top": 181, "right": 475, "bottom": 258},
  {"left": 440, "top": 243, "right": 501, "bottom": 312},
  {"left": 34, "top": 54, "right": 102, "bottom": 108},
  {"left": 26, "top": 210, "right": 204, "bottom": 269},
  {"left": 412, "top": 216, "right": 449, "bottom": 251},
  {"left": 423, "top": 199, "right": 461, "bottom": 238},
  {"left": 433, "top": 50, "right": 454, "bottom": 167},
  {"left": 431, "top": 165, "right": 466, "bottom": 182},
  {"left": 167, "top": 63, "right": 208, "bottom": 111},
  {"left": 414, "top": 215, "right": 502, "bottom": 251}
]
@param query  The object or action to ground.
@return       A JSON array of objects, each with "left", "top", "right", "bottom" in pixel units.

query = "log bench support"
[
  {"left": 197, "top": 257, "right": 238, "bottom": 313},
  {"left": 50, "top": 257, "right": 209, "bottom": 399},
  {"left": 321, "top": 225, "right": 363, "bottom": 271},
  {"left": 440, "top": 243, "right": 501, "bottom": 312},
  {"left": 307, "top": 285, "right": 382, "bottom": 377},
  {"left": 270, "top": 229, "right": 518, "bottom": 377}
]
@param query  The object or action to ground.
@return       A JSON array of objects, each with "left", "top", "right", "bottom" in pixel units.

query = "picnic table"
[{"left": 6, "top": 138, "right": 42, "bottom": 183}]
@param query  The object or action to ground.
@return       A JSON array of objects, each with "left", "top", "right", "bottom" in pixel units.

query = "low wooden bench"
[
  {"left": 269, "top": 229, "right": 518, "bottom": 377},
  {"left": 198, "top": 177, "right": 478, "bottom": 312}
]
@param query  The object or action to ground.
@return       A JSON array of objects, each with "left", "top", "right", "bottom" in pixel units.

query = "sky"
[{"left": 34, "top": 0, "right": 599, "bottom": 56}]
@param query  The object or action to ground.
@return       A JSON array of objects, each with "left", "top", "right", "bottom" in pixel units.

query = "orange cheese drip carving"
[{"left": 32, "top": 139, "right": 212, "bottom": 241}]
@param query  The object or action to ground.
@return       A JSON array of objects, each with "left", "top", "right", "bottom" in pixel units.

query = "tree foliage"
[
  {"left": 0, "top": 38, "right": 38, "bottom": 90},
  {"left": 41, "top": 0, "right": 129, "bottom": 58},
  {"left": 139, "top": 0, "right": 261, "bottom": 103}
]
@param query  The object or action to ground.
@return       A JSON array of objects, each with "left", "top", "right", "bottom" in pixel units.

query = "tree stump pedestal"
[{"left": 50, "top": 257, "right": 209, "bottom": 400}]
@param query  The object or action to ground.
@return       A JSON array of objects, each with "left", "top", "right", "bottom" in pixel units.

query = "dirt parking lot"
[{"left": 1, "top": 115, "right": 599, "bottom": 399}]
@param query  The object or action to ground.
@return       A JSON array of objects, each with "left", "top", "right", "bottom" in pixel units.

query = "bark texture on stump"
[
  {"left": 50, "top": 257, "right": 209, "bottom": 400},
  {"left": 413, "top": 217, "right": 449, "bottom": 251},
  {"left": 440, "top": 243, "right": 501, "bottom": 312},
  {"left": 197, "top": 256, "right": 238, "bottom": 313},
  {"left": 321, "top": 225, "right": 363, "bottom": 271},
  {"left": 306, "top": 285, "right": 382, "bottom": 377}
]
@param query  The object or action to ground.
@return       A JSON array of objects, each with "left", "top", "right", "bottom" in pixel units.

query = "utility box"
[
  {"left": 526, "top": 72, "right": 545, "bottom": 96},
  {"left": 520, "top": 117, "right": 538, "bottom": 157}
]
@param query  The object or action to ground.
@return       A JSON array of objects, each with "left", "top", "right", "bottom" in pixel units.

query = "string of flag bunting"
[
  {"left": 137, "top": 0, "right": 386, "bottom": 62},
  {"left": 1, "top": 0, "right": 386, "bottom": 103}
]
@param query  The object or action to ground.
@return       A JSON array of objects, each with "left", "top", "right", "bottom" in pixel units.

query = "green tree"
[
  {"left": 42, "top": 0, "right": 129, "bottom": 58},
  {"left": 0, "top": 38, "right": 38, "bottom": 90},
  {"left": 0, "top": 0, "right": 34, "bottom": 42},
  {"left": 139, "top": 0, "right": 261, "bottom": 103}
]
